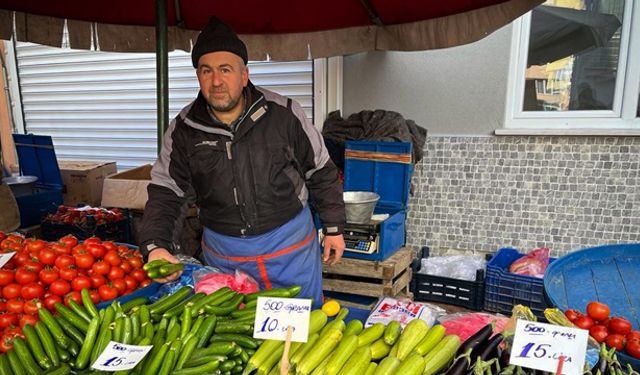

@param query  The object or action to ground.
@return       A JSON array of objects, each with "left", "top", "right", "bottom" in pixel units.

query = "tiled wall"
[{"left": 405, "top": 136, "right": 640, "bottom": 257}]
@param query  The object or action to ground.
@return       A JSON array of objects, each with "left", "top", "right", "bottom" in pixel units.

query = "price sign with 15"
[
  {"left": 509, "top": 320, "right": 588, "bottom": 375},
  {"left": 91, "top": 341, "right": 153, "bottom": 371}
]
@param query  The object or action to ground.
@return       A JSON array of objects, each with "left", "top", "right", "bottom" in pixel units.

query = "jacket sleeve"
[
  {"left": 138, "top": 119, "right": 193, "bottom": 255},
  {"left": 288, "top": 99, "right": 346, "bottom": 235}
]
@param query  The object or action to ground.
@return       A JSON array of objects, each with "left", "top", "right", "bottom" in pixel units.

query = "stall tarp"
[{"left": 1, "top": 0, "right": 543, "bottom": 60}]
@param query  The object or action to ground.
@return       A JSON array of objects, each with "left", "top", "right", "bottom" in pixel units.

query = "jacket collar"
[{"left": 187, "top": 81, "right": 266, "bottom": 139}]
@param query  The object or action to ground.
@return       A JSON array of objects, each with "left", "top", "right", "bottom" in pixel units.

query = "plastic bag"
[
  {"left": 194, "top": 269, "right": 259, "bottom": 295},
  {"left": 149, "top": 254, "right": 204, "bottom": 302},
  {"left": 438, "top": 312, "right": 509, "bottom": 342},
  {"left": 365, "top": 296, "right": 444, "bottom": 328},
  {"left": 508, "top": 247, "right": 550, "bottom": 278},
  {"left": 419, "top": 255, "right": 486, "bottom": 281}
]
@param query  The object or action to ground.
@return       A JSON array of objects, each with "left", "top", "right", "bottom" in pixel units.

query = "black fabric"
[
  {"left": 322, "top": 109, "right": 428, "bottom": 163},
  {"left": 191, "top": 16, "right": 248, "bottom": 67}
]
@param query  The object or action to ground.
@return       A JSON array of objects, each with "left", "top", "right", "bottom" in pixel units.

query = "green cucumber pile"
[{"left": 0, "top": 285, "right": 302, "bottom": 375}]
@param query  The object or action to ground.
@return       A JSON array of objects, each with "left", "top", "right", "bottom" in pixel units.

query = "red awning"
[{"left": 0, "top": 0, "right": 543, "bottom": 60}]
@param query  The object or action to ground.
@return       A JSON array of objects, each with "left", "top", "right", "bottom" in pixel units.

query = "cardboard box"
[
  {"left": 58, "top": 160, "right": 117, "bottom": 207},
  {"left": 101, "top": 164, "right": 152, "bottom": 210}
]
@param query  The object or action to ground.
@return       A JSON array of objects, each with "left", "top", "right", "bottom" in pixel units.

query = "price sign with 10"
[
  {"left": 253, "top": 297, "right": 311, "bottom": 342},
  {"left": 510, "top": 320, "right": 588, "bottom": 375}
]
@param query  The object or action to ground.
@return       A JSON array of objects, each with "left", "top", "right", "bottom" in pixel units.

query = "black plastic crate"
[
  {"left": 411, "top": 246, "right": 487, "bottom": 310},
  {"left": 41, "top": 209, "right": 132, "bottom": 243}
]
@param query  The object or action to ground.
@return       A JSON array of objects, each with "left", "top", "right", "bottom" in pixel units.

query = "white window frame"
[
  {"left": 314, "top": 56, "right": 343, "bottom": 129},
  {"left": 500, "top": 1, "right": 640, "bottom": 136}
]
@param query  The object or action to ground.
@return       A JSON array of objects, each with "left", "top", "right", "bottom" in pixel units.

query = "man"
[{"left": 139, "top": 17, "right": 346, "bottom": 304}]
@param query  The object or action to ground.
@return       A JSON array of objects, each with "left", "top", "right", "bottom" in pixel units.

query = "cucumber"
[
  {"left": 43, "top": 363, "right": 72, "bottom": 375},
  {"left": 34, "top": 322, "right": 59, "bottom": 367},
  {"left": 204, "top": 294, "right": 244, "bottom": 316},
  {"left": 196, "top": 315, "right": 217, "bottom": 349},
  {"left": 214, "top": 321, "right": 252, "bottom": 334},
  {"left": 54, "top": 303, "right": 89, "bottom": 333},
  {"left": 22, "top": 324, "right": 52, "bottom": 370},
  {"left": 13, "top": 337, "right": 43, "bottom": 375},
  {"left": 175, "top": 335, "right": 199, "bottom": 370},
  {"left": 7, "top": 349, "right": 25, "bottom": 375},
  {"left": 121, "top": 296, "right": 149, "bottom": 313},
  {"left": 143, "top": 259, "right": 170, "bottom": 271},
  {"left": 67, "top": 299, "right": 92, "bottom": 324},
  {"left": 38, "top": 308, "right": 72, "bottom": 350},
  {"left": 173, "top": 360, "right": 221, "bottom": 375},
  {"left": 55, "top": 314, "right": 85, "bottom": 346},
  {"left": 0, "top": 354, "right": 11, "bottom": 375},
  {"left": 75, "top": 317, "right": 100, "bottom": 370},
  {"left": 81, "top": 288, "right": 100, "bottom": 318},
  {"left": 148, "top": 286, "right": 193, "bottom": 316}
]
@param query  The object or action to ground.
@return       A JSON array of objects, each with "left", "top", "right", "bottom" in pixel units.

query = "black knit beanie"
[{"left": 192, "top": 17, "right": 248, "bottom": 68}]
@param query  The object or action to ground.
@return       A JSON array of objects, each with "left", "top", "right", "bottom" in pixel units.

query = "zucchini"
[
  {"left": 395, "top": 352, "right": 425, "bottom": 375},
  {"left": 325, "top": 334, "right": 358, "bottom": 375},
  {"left": 343, "top": 319, "right": 363, "bottom": 337},
  {"left": 288, "top": 333, "right": 320, "bottom": 369},
  {"left": 320, "top": 319, "right": 346, "bottom": 337},
  {"left": 372, "top": 356, "right": 400, "bottom": 375},
  {"left": 383, "top": 321, "right": 401, "bottom": 345},
  {"left": 296, "top": 329, "right": 343, "bottom": 375},
  {"left": 335, "top": 345, "right": 371, "bottom": 375},
  {"left": 357, "top": 323, "right": 385, "bottom": 347},
  {"left": 369, "top": 338, "right": 391, "bottom": 360},
  {"left": 412, "top": 324, "right": 445, "bottom": 356},
  {"left": 396, "top": 319, "right": 429, "bottom": 360},
  {"left": 364, "top": 362, "right": 377, "bottom": 375},
  {"left": 308, "top": 309, "right": 328, "bottom": 335},
  {"left": 242, "top": 339, "right": 282, "bottom": 375},
  {"left": 422, "top": 335, "right": 461, "bottom": 375}
]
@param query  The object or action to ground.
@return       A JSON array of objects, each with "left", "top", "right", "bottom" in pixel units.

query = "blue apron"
[{"left": 201, "top": 206, "right": 323, "bottom": 306}]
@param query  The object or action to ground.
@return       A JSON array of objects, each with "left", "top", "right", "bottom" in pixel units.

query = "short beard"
[{"left": 209, "top": 94, "right": 241, "bottom": 113}]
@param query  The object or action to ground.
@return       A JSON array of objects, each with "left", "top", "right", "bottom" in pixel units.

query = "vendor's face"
[{"left": 197, "top": 51, "right": 248, "bottom": 114}]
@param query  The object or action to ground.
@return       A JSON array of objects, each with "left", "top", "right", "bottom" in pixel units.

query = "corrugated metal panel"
[{"left": 15, "top": 43, "right": 313, "bottom": 170}]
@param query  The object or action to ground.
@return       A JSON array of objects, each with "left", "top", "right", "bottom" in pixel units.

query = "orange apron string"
[{"left": 256, "top": 259, "right": 272, "bottom": 290}]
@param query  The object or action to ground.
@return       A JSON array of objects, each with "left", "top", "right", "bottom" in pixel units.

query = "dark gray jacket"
[{"left": 139, "top": 82, "right": 345, "bottom": 254}]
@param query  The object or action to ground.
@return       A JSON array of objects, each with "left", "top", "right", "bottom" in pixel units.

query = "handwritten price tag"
[
  {"left": 91, "top": 341, "right": 153, "bottom": 371},
  {"left": 510, "top": 320, "right": 588, "bottom": 375},
  {"left": 253, "top": 297, "right": 311, "bottom": 342},
  {"left": 0, "top": 252, "right": 16, "bottom": 268}
]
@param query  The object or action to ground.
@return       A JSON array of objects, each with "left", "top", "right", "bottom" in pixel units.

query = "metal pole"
[{"left": 156, "top": 0, "right": 169, "bottom": 154}]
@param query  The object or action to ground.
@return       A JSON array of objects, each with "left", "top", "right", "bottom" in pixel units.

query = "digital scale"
[{"left": 320, "top": 221, "right": 381, "bottom": 255}]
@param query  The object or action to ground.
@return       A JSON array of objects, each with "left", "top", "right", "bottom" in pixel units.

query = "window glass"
[{"left": 523, "top": 0, "right": 624, "bottom": 112}]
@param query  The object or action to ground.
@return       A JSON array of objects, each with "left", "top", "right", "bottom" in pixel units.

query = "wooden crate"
[{"left": 322, "top": 247, "right": 414, "bottom": 300}]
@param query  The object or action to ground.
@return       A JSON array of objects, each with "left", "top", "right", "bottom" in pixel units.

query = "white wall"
[{"left": 343, "top": 24, "right": 514, "bottom": 136}]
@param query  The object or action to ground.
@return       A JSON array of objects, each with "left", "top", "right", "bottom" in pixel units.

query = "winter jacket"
[{"left": 139, "top": 81, "right": 345, "bottom": 254}]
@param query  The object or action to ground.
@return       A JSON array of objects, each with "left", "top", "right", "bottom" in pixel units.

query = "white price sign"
[
  {"left": 510, "top": 320, "right": 588, "bottom": 375},
  {"left": 253, "top": 297, "right": 311, "bottom": 342},
  {"left": 0, "top": 252, "right": 16, "bottom": 268},
  {"left": 91, "top": 341, "right": 153, "bottom": 371}
]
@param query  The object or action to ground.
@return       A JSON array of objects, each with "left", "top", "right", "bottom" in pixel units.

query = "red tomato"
[
  {"left": 590, "top": 325, "right": 610, "bottom": 343},
  {"left": 564, "top": 309, "right": 581, "bottom": 322},
  {"left": 19, "top": 314, "right": 38, "bottom": 328},
  {"left": 22, "top": 260, "right": 43, "bottom": 273},
  {"left": 88, "top": 289, "right": 100, "bottom": 304},
  {"left": 626, "top": 340, "right": 640, "bottom": 359},
  {"left": 49, "top": 279, "right": 71, "bottom": 297},
  {"left": 587, "top": 301, "right": 610, "bottom": 322},
  {"left": 59, "top": 235, "right": 78, "bottom": 248},
  {"left": 12, "top": 251, "right": 30, "bottom": 267},
  {"left": 0, "top": 313, "right": 18, "bottom": 328},
  {"left": 103, "top": 241, "right": 118, "bottom": 252},
  {"left": 98, "top": 285, "right": 118, "bottom": 301},
  {"left": 130, "top": 269, "right": 147, "bottom": 282},
  {"left": 0, "top": 299, "right": 5, "bottom": 311},
  {"left": 25, "top": 239, "right": 46, "bottom": 253},
  {"left": 71, "top": 276, "right": 92, "bottom": 292},
  {"left": 104, "top": 251, "right": 122, "bottom": 266},
  {"left": 83, "top": 237, "right": 101, "bottom": 245},
  {"left": 38, "top": 268, "right": 59, "bottom": 285},
  {"left": 0, "top": 270, "right": 14, "bottom": 286},
  {"left": 127, "top": 257, "right": 144, "bottom": 270},
  {"left": 574, "top": 315, "right": 595, "bottom": 330},
  {"left": 609, "top": 317, "right": 632, "bottom": 335},
  {"left": 91, "top": 261, "right": 110, "bottom": 275},
  {"left": 0, "top": 334, "right": 12, "bottom": 352},
  {"left": 54, "top": 255, "right": 75, "bottom": 270},
  {"left": 64, "top": 291, "right": 82, "bottom": 306},
  {"left": 58, "top": 266, "right": 78, "bottom": 281},
  {"left": 111, "top": 279, "right": 127, "bottom": 295},
  {"left": 6, "top": 298, "right": 24, "bottom": 314},
  {"left": 22, "top": 299, "right": 41, "bottom": 315},
  {"left": 627, "top": 331, "right": 640, "bottom": 342},
  {"left": 119, "top": 261, "right": 132, "bottom": 273},
  {"left": 108, "top": 266, "right": 125, "bottom": 281},
  {"left": 74, "top": 252, "right": 95, "bottom": 269},
  {"left": 37, "top": 248, "right": 57, "bottom": 266},
  {"left": 86, "top": 243, "right": 106, "bottom": 258},
  {"left": 123, "top": 276, "right": 138, "bottom": 291},
  {"left": 14, "top": 268, "right": 37, "bottom": 285},
  {"left": 139, "top": 279, "right": 152, "bottom": 288},
  {"left": 605, "top": 334, "right": 626, "bottom": 350},
  {"left": 51, "top": 243, "right": 71, "bottom": 255},
  {"left": 2, "top": 284, "right": 22, "bottom": 299},
  {"left": 21, "top": 283, "right": 44, "bottom": 300},
  {"left": 89, "top": 274, "right": 107, "bottom": 289},
  {"left": 43, "top": 294, "right": 62, "bottom": 310}
]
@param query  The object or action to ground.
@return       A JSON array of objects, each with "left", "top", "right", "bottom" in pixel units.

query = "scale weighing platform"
[{"left": 320, "top": 221, "right": 381, "bottom": 255}]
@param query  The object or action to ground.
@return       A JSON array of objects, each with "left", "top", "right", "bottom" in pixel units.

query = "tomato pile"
[
  {"left": 565, "top": 301, "right": 640, "bottom": 359},
  {"left": 44, "top": 205, "right": 125, "bottom": 226},
  {"left": 0, "top": 232, "right": 151, "bottom": 352}
]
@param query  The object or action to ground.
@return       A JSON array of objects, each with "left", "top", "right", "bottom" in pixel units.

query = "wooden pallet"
[{"left": 322, "top": 247, "right": 414, "bottom": 299}]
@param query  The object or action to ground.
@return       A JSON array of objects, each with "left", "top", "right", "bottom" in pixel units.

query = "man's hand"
[
  {"left": 148, "top": 248, "right": 183, "bottom": 283},
  {"left": 323, "top": 234, "right": 345, "bottom": 266}
]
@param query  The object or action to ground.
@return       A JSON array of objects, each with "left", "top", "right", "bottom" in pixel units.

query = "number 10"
[{"left": 260, "top": 317, "right": 279, "bottom": 332}]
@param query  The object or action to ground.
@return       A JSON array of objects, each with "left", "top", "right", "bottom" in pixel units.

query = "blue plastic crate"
[
  {"left": 342, "top": 141, "right": 413, "bottom": 261},
  {"left": 484, "top": 248, "right": 556, "bottom": 320},
  {"left": 544, "top": 243, "right": 640, "bottom": 370}
]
